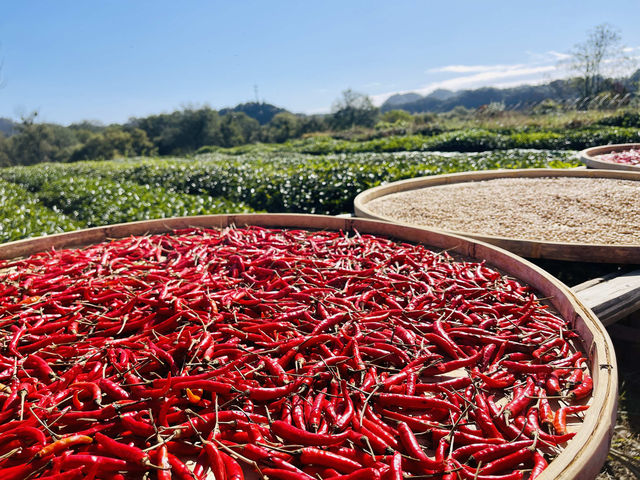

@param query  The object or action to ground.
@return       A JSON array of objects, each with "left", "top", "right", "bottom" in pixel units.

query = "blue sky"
[{"left": 1, "top": 1, "right": 639, "bottom": 125}]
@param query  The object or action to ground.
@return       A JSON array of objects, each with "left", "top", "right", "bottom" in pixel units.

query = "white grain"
[{"left": 365, "top": 177, "right": 640, "bottom": 244}]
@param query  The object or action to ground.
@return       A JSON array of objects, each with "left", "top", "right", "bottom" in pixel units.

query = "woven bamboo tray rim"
[
  {"left": 0, "top": 214, "right": 619, "bottom": 480},
  {"left": 580, "top": 143, "right": 640, "bottom": 172},
  {"left": 353, "top": 168, "right": 640, "bottom": 263}
]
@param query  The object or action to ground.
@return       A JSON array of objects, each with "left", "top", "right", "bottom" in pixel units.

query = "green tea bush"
[
  {"left": 36, "top": 176, "right": 255, "bottom": 227},
  {"left": 0, "top": 179, "right": 83, "bottom": 242},
  {"left": 0, "top": 149, "right": 579, "bottom": 228},
  {"left": 271, "top": 127, "right": 640, "bottom": 155}
]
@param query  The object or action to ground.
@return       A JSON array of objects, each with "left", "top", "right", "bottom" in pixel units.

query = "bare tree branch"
[{"left": 561, "top": 23, "right": 636, "bottom": 98}]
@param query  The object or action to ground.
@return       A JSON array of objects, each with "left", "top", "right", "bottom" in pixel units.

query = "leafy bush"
[
  {"left": 36, "top": 176, "right": 256, "bottom": 227},
  {"left": 596, "top": 111, "right": 640, "bottom": 128},
  {"left": 4, "top": 150, "right": 576, "bottom": 217},
  {"left": 259, "top": 127, "right": 640, "bottom": 155},
  {"left": 0, "top": 179, "right": 83, "bottom": 242},
  {"left": 0, "top": 149, "right": 579, "bottom": 234}
]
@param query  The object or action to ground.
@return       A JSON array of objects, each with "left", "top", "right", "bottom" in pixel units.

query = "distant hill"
[
  {"left": 383, "top": 93, "right": 422, "bottom": 108},
  {"left": 380, "top": 72, "right": 640, "bottom": 113},
  {"left": 428, "top": 89, "right": 456, "bottom": 101},
  {"left": 0, "top": 118, "right": 16, "bottom": 136},
  {"left": 220, "top": 102, "right": 287, "bottom": 125}
]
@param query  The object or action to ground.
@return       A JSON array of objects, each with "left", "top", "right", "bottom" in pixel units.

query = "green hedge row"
[
  {"left": 35, "top": 176, "right": 256, "bottom": 227},
  {"left": 233, "top": 127, "right": 639, "bottom": 155},
  {"left": 1, "top": 149, "right": 579, "bottom": 218},
  {"left": 0, "top": 179, "right": 82, "bottom": 242}
]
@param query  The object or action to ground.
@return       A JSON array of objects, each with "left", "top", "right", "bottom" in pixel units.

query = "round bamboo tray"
[
  {"left": 354, "top": 168, "right": 640, "bottom": 263},
  {"left": 0, "top": 214, "right": 618, "bottom": 480},
  {"left": 580, "top": 143, "right": 640, "bottom": 171}
]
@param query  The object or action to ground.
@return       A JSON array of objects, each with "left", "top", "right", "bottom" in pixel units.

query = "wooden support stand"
[{"left": 573, "top": 269, "right": 640, "bottom": 327}]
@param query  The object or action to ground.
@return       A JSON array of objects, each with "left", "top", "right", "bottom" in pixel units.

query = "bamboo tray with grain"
[{"left": 354, "top": 169, "right": 640, "bottom": 263}]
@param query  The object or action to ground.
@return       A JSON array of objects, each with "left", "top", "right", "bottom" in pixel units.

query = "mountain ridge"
[{"left": 380, "top": 72, "right": 640, "bottom": 113}]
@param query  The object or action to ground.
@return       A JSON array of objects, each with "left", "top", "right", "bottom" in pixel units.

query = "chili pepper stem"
[
  {"left": 0, "top": 447, "right": 21, "bottom": 462},
  {"left": 28, "top": 406, "right": 60, "bottom": 441}
]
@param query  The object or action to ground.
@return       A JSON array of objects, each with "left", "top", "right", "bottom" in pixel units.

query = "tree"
[
  {"left": 565, "top": 24, "right": 634, "bottom": 98},
  {"left": 265, "top": 112, "right": 301, "bottom": 143},
  {"left": 219, "top": 112, "right": 259, "bottom": 147},
  {"left": 8, "top": 112, "right": 78, "bottom": 165},
  {"left": 330, "top": 89, "right": 379, "bottom": 130},
  {"left": 380, "top": 109, "right": 413, "bottom": 124},
  {"left": 70, "top": 127, "right": 156, "bottom": 162},
  {"left": 131, "top": 108, "right": 224, "bottom": 154}
]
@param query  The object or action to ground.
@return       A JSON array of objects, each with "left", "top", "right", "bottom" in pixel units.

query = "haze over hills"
[
  {"left": 0, "top": 118, "right": 17, "bottom": 136},
  {"left": 2, "top": 70, "right": 639, "bottom": 138},
  {"left": 380, "top": 70, "right": 640, "bottom": 113},
  {"left": 223, "top": 70, "right": 640, "bottom": 121}
]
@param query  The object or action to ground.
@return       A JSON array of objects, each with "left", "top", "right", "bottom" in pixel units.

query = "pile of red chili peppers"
[{"left": 0, "top": 227, "right": 592, "bottom": 480}]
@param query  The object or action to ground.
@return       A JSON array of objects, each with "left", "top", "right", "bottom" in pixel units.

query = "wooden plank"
[
  {"left": 574, "top": 269, "right": 640, "bottom": 326},
  {"left": 573, "top": 270, "right": 626, "bottom": 293}
]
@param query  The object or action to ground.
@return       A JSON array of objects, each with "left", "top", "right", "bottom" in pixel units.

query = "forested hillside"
[{"left": 1, "top": 68, "right": 639, "bottom": 167}]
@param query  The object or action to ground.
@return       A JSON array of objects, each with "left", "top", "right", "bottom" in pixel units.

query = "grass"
[{"left": 598, "top": 331, "right": 640, "bottom": 479}]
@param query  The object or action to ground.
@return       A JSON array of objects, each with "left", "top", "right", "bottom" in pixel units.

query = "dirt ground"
[{"left": 597, "top": 333, "right": 640, "bottom": 479}]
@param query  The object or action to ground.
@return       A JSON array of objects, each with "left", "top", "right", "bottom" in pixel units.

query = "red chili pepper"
[
  {"left": 361, "top": 417, "right": 399, "bottom": 450},
  {"left": 325, "top": 467, "right": 382, "bottom": 480},
  {"left": 451, "top": 442, "right": 499, "bottom": 461},
  {"left": 167, "top": 452, "right": 198, "bottom": 480},
  {"left": 171, "top": 379, "right": 235, "bottom": 395},
  {"left": 503, "top": 376, "right": 535, "bottom": 419},
  {"left": 530, "top": 451, "right": 548, "bottom": 479},
  {"left": 23, "top": 354, "right": 57, "bottom": 381},
  {"left": 120, "top": 413, "right": 156, "bottom": 437},
  {"left": 271, "top": 420, "right": 348, "bottom": 447},
  {"left": 260, "top": 468, "right": 316, "bottom": 480},
  {"left": 243, "top": 381, "right": 301, "bottom": 402},
  {"left": 511, "top": 416, "right": 576, "bottom": 444},
  {"left": 568, "top": 372, "right": 593, "bottom": 400},
  {"left": 35, "top": 435, "right": 93, "bottom": 459},
  {"left": 566, "top": 367, "right": 583, "bottom": 386},
  {"left": 34, "top": 468, "right": 85, "bottom": 480},
  {"left": 472, "top": 370, "right": 515, "bottom": 389},
  {"left": 98, "top": 378, "right": 130, "bottom": 400},
  {"left": 220, "top": 451, "right": 245, "bottom": 480},
  {"left": 452, "top": 459, "right": 525, "bottom": 480},
  {"left": 60, "top": 454, "right": 133, "bottom": 472},
  {"left": 553, "top": 406, "right": 569, "bottom": 435},
  {"left": 0, "top": 227, "right": 593, "bottom": 479},
  {"left": 396, "top": 421, "right": 443, "bottom": 470},
  {"left": 376, "top": 393, "right": 461, "bottom": 412},
  {"left": 480, "top": 448, "right": 533, "bottom": 474},
  {"left": 156, "top": 444, "right": 172, "bottom": 480},
  {"left": 299, "top": 447, "right": 361, "bottom": 473},
  {"left": 472, "top": 439, "right": 534, "bottom": 463},
  {"left": 204, "top": 441, "right": 227, "bottom": 480},
  {"left": 346, "top": 428, "right": 393, "bottom": 455},
  {"left": 94, "top": 432, "right": 152, "bottom": 467}
]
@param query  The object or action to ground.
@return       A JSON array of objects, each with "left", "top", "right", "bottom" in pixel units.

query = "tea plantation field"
[{"left": 0, "top": 148, "right": 578, "bottom": 242}]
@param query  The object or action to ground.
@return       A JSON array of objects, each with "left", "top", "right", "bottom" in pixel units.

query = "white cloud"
[
  {"left": 371, "top": 63, "right": 561, "bottom": 106},
  {"left": 370, "top": 49, "right": 578, "bottom": 106},
  {"left": 546, "top": 50, "right": 572, "bottom": 61},
  {"left": 428, "top": 64, "right": 526, "bottom": 74}
]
